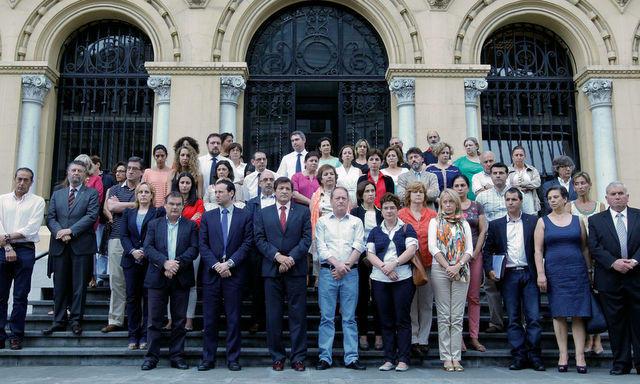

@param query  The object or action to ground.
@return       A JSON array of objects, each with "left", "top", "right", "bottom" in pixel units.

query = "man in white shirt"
[
  {"left": 314, "top": 187, "right": 366, "bottom": 371},
  {"left": 243, "top": 152, "right": 279, "bottom": 201},
  {"left": 0, "top": 168, "right": 45, "bottom": 350},
  {"left": 276, "top": 131, "right": 308, "bottom": 178},
  {"left": 472, "top": 151, "right": 496, "bottom": 195},
  {"left": 199, "top": 133, "right": 230, "bottom": 187}
]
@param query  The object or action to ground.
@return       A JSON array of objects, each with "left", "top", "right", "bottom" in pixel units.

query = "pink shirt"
[
  {"left": 292, "top": 172, "right": 320, "bottom": 203},
  {"left": 142, "top": 168, "right": 171, "bottom": 208}
]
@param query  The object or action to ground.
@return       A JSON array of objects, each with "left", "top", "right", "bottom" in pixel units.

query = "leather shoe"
[
  {"left": 9, "top": 339, "right": 22, "bottom": 350},
  {"left": 484, "top": 325, "right": 503, "bottom": 333},
  {"left": 198, "top": 360, "right": 215, "bottom": 371},
  {"left": 531, "top": 360, "right": 546, "bottom": 371},
  {"left": 508, "top": 359, "right": 525, "bottom": 370},
  {"left": 272, "top": 360, "right": 284, "bottom": 371},
  {"left": 316, "top": 360, "right": 331, "bottom": 370},
  {"left": 0, "top": 339, "right": 5, "bottom": 349},
  {"left": 345, "top": 360, "right": 366, "bottom": 370},
  {"left": 101, "top": 324, "right": 123, "bottom": 333},
  {"left": 610, "top": 367, "right": 630, "bottom": 375},
  {"left": 291, "top": 361, "right": 305, "bottom": 371},
  {"left": 228, "top": 362, "right": 241, "bottom": 371},
  {"left": 71, "top": 324, "right": 82, "bottom": 336},
  {"left": 141, "top": 360, "right": 157, "bottom": 371},
  {"left": 42, "top": 324, "right": 66, "bottom": 335},
  {"left": 170, "top": 359, "right": 189, "bottom": 370}
]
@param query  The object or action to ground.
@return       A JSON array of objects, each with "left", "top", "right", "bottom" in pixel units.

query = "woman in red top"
[
  {"left": 398, "top": 181, "right": 437, "bottom": 357},
  {"left": 170, "top": 172, "right": 203, "bottom": 331},
  {"left": 357, "top": 149, "right": 394, "bottom": 208}
]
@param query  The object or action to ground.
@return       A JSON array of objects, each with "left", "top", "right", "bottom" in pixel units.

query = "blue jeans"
[
  {"left": 318, "top": 267, "right": 359, "bottom": 365},
  {"left": 500, "top": 267, "right": 542, "bottom": 362},
  {"left": 0, "top": 246, "right": 35, "bottom": 341},
  {"left": 94, "top": 224, "right": 108, "bottom": 281}
]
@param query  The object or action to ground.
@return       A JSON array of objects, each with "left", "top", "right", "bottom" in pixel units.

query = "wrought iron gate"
[
  {"left": 52, "top": 20, "right": 154, "bottom": 188},
  {"left": 480, "top": 23, "right": 579, "bottom": 178}
]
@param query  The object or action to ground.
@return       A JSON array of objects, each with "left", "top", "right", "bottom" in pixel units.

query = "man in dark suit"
[
  {"left": 244, "top": 170, "right": 276, "bottom": 333},
  {"left": 44, "top": 160, "right": 99, "bottom": 336},
  {"left": 255, "top": 176, "right": 312, "bottom": 371},
  {"left": 588, "top": 181, "right": 640, "bottom": 375},
  {"left": 140, "top": 192, "right": 198, "bottom": 371},
  {"left": 198, "top": 179, "right": 253, "bottom": 371},
  {"left": 541, "top": 155, "right": 577, "bottom": 214},
  {"left": 483, "top": 187, "right": 545, "bottom": 371}
]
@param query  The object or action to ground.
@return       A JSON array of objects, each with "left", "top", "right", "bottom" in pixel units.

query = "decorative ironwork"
[
  {"left": 245, "top": 3, "right": 390, "bottom": 163},
  {"left": 52, "top": 20, "right": 154, "bottom": 188},
  {"left": 480, "top": 24, "right": 579, "bottom": 178}
]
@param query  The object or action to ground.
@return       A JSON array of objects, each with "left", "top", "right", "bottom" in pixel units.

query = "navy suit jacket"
[
  {"left": 47, "top": 185, "right": 99, "bottom": 256},
  {"left": 483, "top": 213, "right": 538, "bottom": 283},
  {"left": 199, "top": 206, "right": 254, "bottom": 285},
  {"left": 120, "top": 206, "right": 166, "bottom": 269},
  {"left": 542, "top": 178, "right": 577, "bottom": 213},
  {"left": 588, "top": 207, "right": 640, "bottom": 292},
  {"left": 143, "top": 217, "right": 199, "bottom": 289},
  {"left": 254, "top": 202, "right": 312, "bottom": 277}
]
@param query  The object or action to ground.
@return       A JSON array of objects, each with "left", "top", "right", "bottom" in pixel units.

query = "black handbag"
[{"left": 586, "top": 290, "right": 607, "bottom": 334}]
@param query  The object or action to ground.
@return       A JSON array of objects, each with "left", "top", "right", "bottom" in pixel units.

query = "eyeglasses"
[{"left": 127, "top": 167, "right": 141, "bottom": 171}]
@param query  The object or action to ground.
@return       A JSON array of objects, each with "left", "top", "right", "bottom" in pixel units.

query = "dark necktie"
[
  {"left": 279, "top": 206, "right": 287, "bottom": 232},
  {"left": 209, "top": 157, "right": 218, "bottom": 185},
  {"left": 256, "top": 172, "right": 262, "bottom": 197},
  {"left": 68, "top": 188, "right": 77, "bottom": 208},
  {"left": 295, "top": 153, "right": 302, "bottom": 174},
  {"left": 221, "top": 208, "right": 229, "bottom": 259}
]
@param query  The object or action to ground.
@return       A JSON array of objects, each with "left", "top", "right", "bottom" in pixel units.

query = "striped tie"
[
  {"left": 68, "top": 188, "right": 77, "bottom": 208},
  {"left": 616, "top": 213, "right": 628, "bottom": 258}
]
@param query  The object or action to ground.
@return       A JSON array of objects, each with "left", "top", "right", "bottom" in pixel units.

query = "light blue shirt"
[
  {"left": 166, "top": 217, "right": 180, "bottom": 260},
  {"left": 220, "top": 204, "right": 235, "bottom": 235}
]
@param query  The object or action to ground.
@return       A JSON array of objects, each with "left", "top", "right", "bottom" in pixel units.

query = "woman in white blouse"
[
  {"left": 428, "top": 188, "right": 473, "bottom": 372},
  {"left": 336, "top": 144, "right": 362, "bottom": 206}
]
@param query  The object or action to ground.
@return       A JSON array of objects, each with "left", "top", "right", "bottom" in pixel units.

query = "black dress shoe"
[
  {"left": 141, "top": 360, "right": 157, "bottom": 371},
  {"left": 9, "top": 339, "right": 22, "bottom": 350},
  {"left": 42, "top": 324, "right": 66, "bottom": 335},
  {"left": 508, "top": 359, "right": 525, "bottom": 370},
  {"left": 577, "top": 365, "right": 588, "bottom": 374},
  {"left": 316, "top": 360, "right": 331, "bottom": 370},
  {"left": 272, "top": 360, "right": 284, "bottom": 371},
  {"left": 610, "top": 367, "right": 630, "bottom": 375},
  {"left": 227, "top": 361, "right": 241, "bottom": 371},
  {"left": 71, "top": 324, "right": 82, "bottom": 336},
  {"left": 291, "top": 361, "right": 305, "bottom": 371},
  {"left": 345, "top": 360, "right": 366, "bottom": 370},
  {"left": 170, "top": 359, "right": 189, "bottom": 370},
  {"left": 411, "top": 344, "right": 424, "bottom": 358},
  {"left": 198, "top": 360, "right": 215, "bottom": 371},
  {"left": 531, "top": 360, "right": 546, "bottom": 371}
]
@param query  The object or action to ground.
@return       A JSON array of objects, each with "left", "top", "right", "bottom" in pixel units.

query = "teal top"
[
  {"left": 318, "top": 156, "right": 343, "bottom": 169},
  {"left": 453, "top": 156, "right": 483, "bottom": 200}
]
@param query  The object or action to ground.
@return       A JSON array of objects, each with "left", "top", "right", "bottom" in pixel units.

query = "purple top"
[
  {"left": 292, "top": 172, "right": 320, "bottom": 201},
  {"left": 462, "top": 201, "right": 484, "bottom": 245}
]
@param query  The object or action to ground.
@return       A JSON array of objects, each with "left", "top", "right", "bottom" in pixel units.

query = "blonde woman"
[{"left": 428, "top": 189, "right": 473, "bottom": 372}]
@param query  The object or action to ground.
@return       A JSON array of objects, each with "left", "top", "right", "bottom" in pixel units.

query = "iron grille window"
[
  {"left": 52, "top": 20, "right": 154, "bottom": 189},
  {"left": 480, "top": 23, "right": 579, "bottom": 178}
]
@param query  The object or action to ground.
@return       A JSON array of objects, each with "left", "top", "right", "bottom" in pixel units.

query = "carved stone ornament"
[
  {"left": 21, "top": 75, "right": 53, "bottom": 105},
  {"left": 389, "top": 77, "right": 416, "bottom": 107},
  {"left": 7, "top": 0, "right": 21, "bottom": 9},
  {"left": 147, "top": 76, "right": 172, "bottom": 103},
  {"left": 428, "top": 0, "right": 453, "bottom": 11},
  {"left": 611, "top": 0, "right": 630, "bottom": 12},
  {"left": 582, "top": 79, "right": 613, "bottom": 109},
  {"left": 464, "top": 78, "right": 488, "bottom": 106},
  {"left": 184, "top": 0, "right": 211, "bottom": 9},
  {"left": 220, "top": 76, "right": 246, "bottom": 105}
]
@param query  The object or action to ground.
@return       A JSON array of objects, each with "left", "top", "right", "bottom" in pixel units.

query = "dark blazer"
[
  {"left": 350, "top": 205, "right": 383, "bottom": 227},
  {"left": 245, "top": 195, "right": 273, "bottom": 219},
  {"left": 483, "top": 213, "right": 538, "bottom": 282},
  {"left": 47, "top": 185, "right": 99, "bottom": 256},
  {"left": 199, "top": 206, "right": 254, "bottom": 285},
  {"left": 143, "top": 217, "right": 199, "bottom": 289},
  {"left": 542, "top": 178, "right": 577, "bottom": 213},
  {"left": 120, "top": 206, "right": 166, "bottom": 269},
  {"left": 357, "top": 173, "right": 395, "bottom": 196},
  {"left": 588, "top": 207, "right": 640, "bottom": 292},
  {"left": 255, "top": 202, "right": 312, "bottom": 277}
]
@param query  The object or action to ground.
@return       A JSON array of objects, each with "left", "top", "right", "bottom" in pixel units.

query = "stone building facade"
[{"left": 0, "top": 0, "right": 638, "bottom": 203}]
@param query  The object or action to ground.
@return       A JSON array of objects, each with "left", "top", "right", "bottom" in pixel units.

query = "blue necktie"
[
  {"left": 221, "top": 208, "right": 229, "bottom": 259},
  {"left": 295, "top": 153, "right": 302, "bottom": 173},
  {"left": 209, "top": 157, "right": 218, "bottom": 185}
]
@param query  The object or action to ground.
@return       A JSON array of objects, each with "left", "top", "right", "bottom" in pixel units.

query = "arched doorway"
[
  {"left": 244, "top": 3, "right": 390, "bottom": 166},
  {"left": 480, "top": 23, "right": 579, "bottom": 178},
  {"left": 52, "top": 20, "right": 154, "bottom": 187}
]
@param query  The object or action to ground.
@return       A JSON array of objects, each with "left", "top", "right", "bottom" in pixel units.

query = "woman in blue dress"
[{"left": 534, "top": 186, "right": 591, "bottom": 374}]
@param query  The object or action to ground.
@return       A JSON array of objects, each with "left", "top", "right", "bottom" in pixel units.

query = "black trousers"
[
  {"left": 201, "top": 276, "right": 243, "bottom": 364},
  {"left": 0, "top": 247, "right": 35, "bottom": 341},
  {"left": 145, "top": 284, "right": 189, "bottom": 363},
  {"left": 247, "top": 251, "right": 265, "bottom": 327},
  {"left": 51, "top": 249, "right": 92, "bottom": 326},
  {"left": 123, "top": 263, "right": 148, "bottom": 344},
  {"left": 372, "top": 278, "right": 415, "bottom": 364},
  {"left": 599, "top": 287, "right": 640, "bottom": 370},
  {"left": 264, "top": 275, "right": 307, "bottom": 363},
  {"left": 356, "top": 258, "right": 380, "bottom": 336}
]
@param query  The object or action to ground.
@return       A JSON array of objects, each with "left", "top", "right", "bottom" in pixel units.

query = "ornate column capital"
[
  {"left": 147, "top": 76, "right": 172, "bottom": 104},
  {"left": 21, "top": 75, "right": 53, "bottom": 106},
  {"left": 388, "top": 77, "right": 415, "bottom": 107},
  {"left": 582, "top": 79, "right": 612, "bottom": 109},
  {"left": 464, "top": 78, "right": 488, "bottom": 107},
  {"left": 220, "top": 76, "right": 246, "bottom": 106}
]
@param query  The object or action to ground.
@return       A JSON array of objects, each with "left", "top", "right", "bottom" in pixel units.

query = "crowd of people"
[{"left": 0, "top": 130, "right": 638, "bottom": 376}]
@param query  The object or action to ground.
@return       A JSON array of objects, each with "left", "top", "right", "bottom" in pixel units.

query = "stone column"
[
  {"left": 464, "top": 78, "right": 488, "bottom": 139},
  {"left": 18, "top": 74, "right": 53, "bottom": 190},
  {"left": 582, "top": 79, "right": 615, "bottom": 199},
  {"left": 147, "top": 76, "right": 172, "bottom": 149},
  {"left": 389, "top": 77, "right": 416, "bottom": 149},
  {"left": 220, "top": 76, "right": 246, "bottom": 136}
]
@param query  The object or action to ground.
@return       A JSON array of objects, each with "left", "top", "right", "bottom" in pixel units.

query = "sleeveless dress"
[{"left": 543, "top": 215, "right": 591, "bottom": 318}]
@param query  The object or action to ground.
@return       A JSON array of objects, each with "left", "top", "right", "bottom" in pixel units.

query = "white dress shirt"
[
  {"left": 471, "top": 172, "right": 493, "bottom": 195},
  {"left": 0, "top": 192, "right": 46, "bottom": 243},
  {"left": 315, "top": 212, "right": 365, "bottom": 263},
  {"left": 505, "top": 213, "right": 527, "bottom": 267},
  {"left": 243, "top": 169, "right": 279, "bottom": 201},
  {"left": 367, "top": 218, "right": 417, "bottom": 283},
  {"left": 276, "top": 150, "right": 308, "bottom": 178},
  {"left": 198, "top": 153, "right": 230, "bottom": 187},
  {"left": 260, "top": 194, "right": 276, "bottom": 208}
]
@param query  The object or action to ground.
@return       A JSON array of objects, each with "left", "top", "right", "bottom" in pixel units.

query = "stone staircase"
[{"left": 0, "top": 285, "right": 613, "bottom": 367}]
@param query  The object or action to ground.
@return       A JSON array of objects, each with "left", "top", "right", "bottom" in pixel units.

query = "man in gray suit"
[
  {"left": 397, "top": 147, "right": 439, "bottom": 208},
  {"left": 43, "top": 160, "right": 99, "bottom": 336}
]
